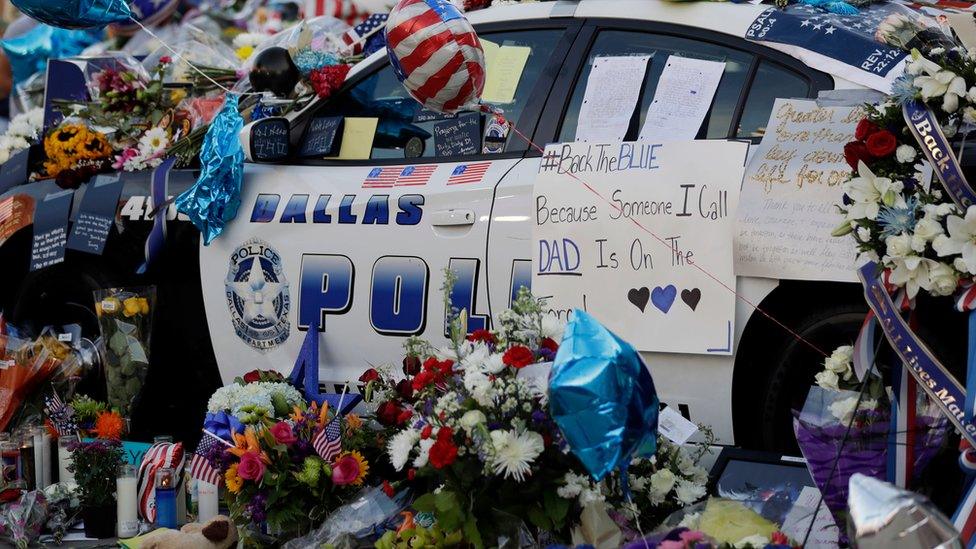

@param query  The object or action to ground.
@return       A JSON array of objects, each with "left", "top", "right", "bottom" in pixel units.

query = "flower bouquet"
[
  {"left": 93, "top": 287, "right": 155, "bottom": 418},
  {"left": 0, "top": 490, "right": 48, "bottom": 549},
  {"left": 68, "top": 439, "right": 124, "bottom": 539},
  {"left": 0, "top": 332, "right": 62, "bottom": 431},
  {"left": 206, "top": 374, "right": 304, "bottom": 425}
]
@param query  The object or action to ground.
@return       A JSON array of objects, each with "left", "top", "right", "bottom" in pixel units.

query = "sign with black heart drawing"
[{"left": 532, "top": 140, "right": 745, "bottom": 355}]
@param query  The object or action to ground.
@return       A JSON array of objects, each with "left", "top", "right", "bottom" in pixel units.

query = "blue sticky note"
[
  {"left": 30, "top": 190, "right": 73, "bottom": 271},
  {"left": 66, "top": 174, "right": 122, "bottom": 255}
]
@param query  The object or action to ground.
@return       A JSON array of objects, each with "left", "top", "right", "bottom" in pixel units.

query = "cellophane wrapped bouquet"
[{"left": 94, "top": 287, "right": 155, "bottom": 417}]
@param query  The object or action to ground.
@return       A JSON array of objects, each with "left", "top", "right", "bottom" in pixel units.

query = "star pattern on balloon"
[{"left": 231, "top": 257, "right": 283, "bottom": 324}]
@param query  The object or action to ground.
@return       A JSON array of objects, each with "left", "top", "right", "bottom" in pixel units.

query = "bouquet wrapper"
[
  {"left": 0, "top": 490, "right": 48, "bottom": 549},
  {"left": 94, "top": 287, "right": 155, "bottom": 417},
  {"left": 0, "top": 333, "right": 61, "bottom": 431},
  {"left": 281, "top": 486, "right": 408, "bottom": 548}
]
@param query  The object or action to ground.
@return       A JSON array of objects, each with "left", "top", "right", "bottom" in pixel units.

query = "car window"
[
  {"left": 306, "top": 28, "right": 563, "bottom": 160},
  {"left": 736, "top": 60, "right": 811, "bottom": 139},
  {"left": 558, "top": 30, "right": 753, "bottom": 142}
]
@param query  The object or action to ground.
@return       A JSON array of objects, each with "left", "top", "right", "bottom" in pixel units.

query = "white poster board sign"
[
  {"left": 533, "top": 140, "right": 748, "bottom": 355},
  {"left": 735, "top": 98, "right": 862, "bottom": 283}
]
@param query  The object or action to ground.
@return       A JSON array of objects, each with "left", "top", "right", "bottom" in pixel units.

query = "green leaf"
[
  {"left": 462, "top": 517, "right": 484, "bottom": 549},
  {"left": 412, "top": 493, "right": 437, "bottom": 513},
  {"left": 543, "top": 491, "right": 569, "bottom": 526},
  {"left": 526, "top": 505, "right": 551, "bottom": 531},
  {"left": 434, "top": 490, "right": 458, "bottom": 512}
]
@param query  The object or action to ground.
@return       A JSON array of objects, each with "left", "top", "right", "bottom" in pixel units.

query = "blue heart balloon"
[
  {"left": 11, "top": 0, "right": 131, "bottom": 29},
  {"left": 548, "top": 310, "right": 659, "bottom": 483},
  {"left": 1, "top": 24, "right": 103, "bottom": 84}
]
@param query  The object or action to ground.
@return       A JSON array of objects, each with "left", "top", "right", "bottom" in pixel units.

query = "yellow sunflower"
[{"left": 225, "top": 463, "right": 243, "bottom": 493}]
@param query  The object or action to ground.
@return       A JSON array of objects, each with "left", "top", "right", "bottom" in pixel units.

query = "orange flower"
[
  {"left": 318, "top": 403, "right": 330, "bottom": 428},
  {"left": 345, "top": 413, "right": 363, "bottom": 431},
  {"left": 93, "top": 411, "right": 125, "bottom": 440},
  {"left": 289, "top": 405, "right": 304, "bottom": 423},
  {"left": 229, "top": 427, "right": 270, "bottom": 464}
]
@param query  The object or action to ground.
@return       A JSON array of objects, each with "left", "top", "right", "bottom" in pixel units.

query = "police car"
[{"left": 1, "top": 0, "right": 883, "bottom": 449}]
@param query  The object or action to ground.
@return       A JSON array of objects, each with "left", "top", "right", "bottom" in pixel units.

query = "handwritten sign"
[
  {"left": 533, "top": 140, "right": 747, "bottom": 355},
  {"left": 299, "top": 117, "right": 343, "bottom": 158},
  {"left": 735, "top": 98, "right": 861, "bottom": 282},
  {"left": 250, "top": 117, "right": 290, "bottom": 162},
  {"left": 639, "top": 55, "right": 726, "bottom": 141},
  {"left": 30, "top": 190, "right": 73, "bottom": 271},
  {"left": 575, "top": 55, "right": 651, "bottom": 142},
  {"left": 67, "top": 174, "right": 123, "bottom": 255},
  {"left": 433, "top": 113, "right": 481, "bottom": 157},
  {"left": 482, "top": 40, "right": 531, "bottom": 104},
  {"left": 0, "top": 148, "right": 30, "bottom": 194}
]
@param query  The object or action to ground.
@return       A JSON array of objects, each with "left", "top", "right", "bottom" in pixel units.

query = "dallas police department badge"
[{"left": 225, "top": 238, "right": 291, "bottom": 350}]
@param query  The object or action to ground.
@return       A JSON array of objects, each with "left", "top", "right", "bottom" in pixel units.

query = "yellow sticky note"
[
  {"left": 483, "top": 43, "right": 531, "bottom": 104},
  {"left": 336, "top": 117, "right": 378, "bottom": 160}
]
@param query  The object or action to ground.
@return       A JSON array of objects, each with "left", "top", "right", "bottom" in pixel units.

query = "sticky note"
[
  {"left": 336, "top": 117, "right": 378, "bottom": 160},
  {"left": 482, "top": 41, "right": 531, "bottom": 104}
]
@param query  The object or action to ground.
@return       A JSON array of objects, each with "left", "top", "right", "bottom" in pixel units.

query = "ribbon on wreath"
[
  {"left": 903, "top": 99, "right": 976, "bottom": 210},
  {"left": 951, "top": 283, "right": 976, "bottom": 546},
  {"left": 288, "top": 324, "right": 362, "bottom": 415}
]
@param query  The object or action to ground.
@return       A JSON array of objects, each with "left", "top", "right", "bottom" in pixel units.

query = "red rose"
[
  {"left": 159, "top": 56, "right": 172, "bottom": 64},
  {"left": 242, "top": 370, "right": 261, "bottom": 383},
  {"left": 503, "top": 345, "right": 535, "bottom": 368},
  {"left": 382, "top": 480, "right": 395, "bottom": 497},
  {"left": 421, "top": 425, "right": 433, "bottom": 440},
  {"left": 467, "top": 329, "right": 497, "bottom": 344},
  {"left": 865, "top": 130, "right": 896, "bottom": 157},
  {"left": 402, "top": 356, "right": 421, "bottom": 376},
  {"left": 395, "top": 379, "right": 414, "bottom": 400},
  {"left": 412, "top": 371, "right": 434, "bottom": 391},
  {"left": 540, "top": 337, "right": 559, "bottom": 353},
  {"left": 358, "top": 368, "right": 380, "bottom": 383},
  {"left": 854, "top": 118, "right": 878, "bottom": 141},
  {"left": 396, "top": 409, "right": 412, "bottom": 425},
  {"left": 843, "top": 141, "right": 871, "bottom": 170},
  {"left": 269, "top": 421, "right": 297, "bottom": 445},
  {"left": 428, "top": 439, "right": 458, "bottom": 469},
  {"left": 376, "top": 400, "right": 403, "bottom": 426}
]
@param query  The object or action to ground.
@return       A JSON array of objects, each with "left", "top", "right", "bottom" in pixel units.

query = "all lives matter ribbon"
[{"left": 903, "top": 99, "right": 976, "bottom": 210}]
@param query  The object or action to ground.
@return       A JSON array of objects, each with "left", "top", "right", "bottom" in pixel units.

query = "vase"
[{"left": 82, "top": 503, "right": 117, "bottom": 539}]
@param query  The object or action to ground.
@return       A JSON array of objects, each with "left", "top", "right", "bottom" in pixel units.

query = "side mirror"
[{"left": 243, "top": 117, "right": 291, "bottom": 163}]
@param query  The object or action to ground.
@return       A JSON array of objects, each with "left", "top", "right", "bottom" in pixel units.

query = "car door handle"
[{"left": 431, "top": 209, "right": 476, "bottom": 226}]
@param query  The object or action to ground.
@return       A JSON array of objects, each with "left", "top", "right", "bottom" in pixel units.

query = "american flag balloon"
[{"left": 385, "top": 0, "right": 485, "bottom": 114}]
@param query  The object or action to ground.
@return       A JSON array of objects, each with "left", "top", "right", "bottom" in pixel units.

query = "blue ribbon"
[
  {"left": 859, "top": 261, "right": 976, "bottom": 447},
  {"left": 137, "top": 157, "right": 176, "bottom": 274},
  {"left": 967, "top": 311, "right": 976, "bottom": 424},
  {"left": 903, "top": 100, "right": 976, "bottom": 210},
  {"left": 288, "top": 325, "right": 362, "bottom": 415},
  {"left": 203, "top": 411, "right": 243, "bottom": 441}
]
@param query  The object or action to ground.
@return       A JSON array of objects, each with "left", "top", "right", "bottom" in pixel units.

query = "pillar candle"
[
  {"left": 30, "top": 429, "right": 48, "bottom": 489},
  {"left": 18, "top": 442, "right": 34, "bottom": 490},
  {"left": 197, "top": 480, "right": 219, "bottom": 523},
  {"left": 117, "top": 465, "right": 139, "bottom": 538},
  {"left": 57, "top": 438, "right": 74, "bottom": 486},
  {"left": 155, "top": 467, "right": 177, "bottom": 529}
]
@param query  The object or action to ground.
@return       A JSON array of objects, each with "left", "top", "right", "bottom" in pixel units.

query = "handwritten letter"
[{"left": 575, "top": 56, "right": 651, "bottom": 143}]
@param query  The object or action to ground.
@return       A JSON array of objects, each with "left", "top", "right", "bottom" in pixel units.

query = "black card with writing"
[
  {"left": 433, "top": 113, "right": 481, "bottom": 157},
  {"left": 250, "top": 117, "right": 290, "bottom": 162},
  {"left": 299, "top": 117, "right": 343, "bottom": 158},
  {"left": 66, "top": 174, "right": 123, "bottom": 255},
  {"left": 0, "top": 148, "right": 30, "bottom": 194},
  {"left": 30, "top": 190, "right": 74, "bottom": 271}
]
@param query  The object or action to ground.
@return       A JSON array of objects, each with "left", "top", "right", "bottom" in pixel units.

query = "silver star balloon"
[{"left": 848, "top": 473, "right": 962, "bottom": 548}]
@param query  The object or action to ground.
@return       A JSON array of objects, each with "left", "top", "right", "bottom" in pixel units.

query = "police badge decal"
[{"left": 225, "top": 238, "right": 291, "bottom": 350}]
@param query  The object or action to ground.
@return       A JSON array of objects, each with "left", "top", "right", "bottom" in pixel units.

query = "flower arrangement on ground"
[{"left": 68, "top": 438, "right": 124, "bottom": 538}]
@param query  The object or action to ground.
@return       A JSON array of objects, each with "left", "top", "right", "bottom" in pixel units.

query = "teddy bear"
[{"left": 139, "top": 515, "right": 238, "bottom": 549}]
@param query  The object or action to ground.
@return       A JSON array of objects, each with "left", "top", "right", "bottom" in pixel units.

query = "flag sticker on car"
[
  {"left": 447, "top": 162, "right": 490, "bottom": 185},
  {"left": 363, "top": 167, "right": 401, "bottom": 188},
  {"left": 395, "top": 165, "right": 437, "bottom": 186}
]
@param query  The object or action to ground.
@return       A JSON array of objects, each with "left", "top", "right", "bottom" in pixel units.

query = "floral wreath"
[{"left": 838, "top": 46, "right": 976, "bottom": 302}]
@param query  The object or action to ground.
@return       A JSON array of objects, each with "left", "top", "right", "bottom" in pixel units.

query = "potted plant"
[{"left": 69, "top": 439, "right": 124, "bottom": 539}]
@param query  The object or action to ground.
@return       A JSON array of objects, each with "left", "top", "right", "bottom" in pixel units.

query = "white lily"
[
  {"left": 915, "top": 69, "right": 967, "bottom": 111},
  {"left": 843, "top": 161, "right": 902, "bottom": 220},
  {"left": 887, "top": 255, "right": 934, "bottom": 298},
  {"left": 933, "top": 205, "right": 976, "bottom": 274}
]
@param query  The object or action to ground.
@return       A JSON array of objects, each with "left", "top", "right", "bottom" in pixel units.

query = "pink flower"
[
  {"left": 112, "top": 148, "right": 138, "bottom": 170},
  {"left": 160, "top": 56, "right": 172, "bottom": 64},
  {"left": 270, "top": 421, "right": 296, "bottom": 445},
  {"left": 659, "top": 541, "right": 685, "bottom": 549},
  {"left": 331, "top": 454, "right": 361, "bottom": 486},
  {"left": 237, "top": 451, "right": 265, "bottom": 481},
  {"left": 679, "top": 530, "right": 705, "bottom": 543}
]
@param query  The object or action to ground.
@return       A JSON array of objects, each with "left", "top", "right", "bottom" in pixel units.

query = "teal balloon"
[
  {"left": 1, "top": 24, "right": 102, "bottom": 84},
  {"left": 10, "top": 0, "right": 131, "bottom": 29},
  {"left": 548, "top": 310, "right": 659, "bottom": 482}
]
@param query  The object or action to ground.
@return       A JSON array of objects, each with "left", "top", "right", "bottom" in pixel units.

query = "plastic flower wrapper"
[
  {"left": 647, "top": 498, "right": 780, "bottom": 547},
  {"left": 93, "top": 287, "right": 155, "bottom": 417},
  {"left": 0, "top": 332, "right": 61, "bottom": 431},
  {"left": 42, "top": 482, "right": 80, "bottom": 545},
  {"left": 244, "top": 16, "right": 350, "bottom": 73},
  {"left": 0, "top": 490, "right": 48, "bottom": 549},
  {"left": 281, "top": 486, "right": 409, "bottom": 548}
]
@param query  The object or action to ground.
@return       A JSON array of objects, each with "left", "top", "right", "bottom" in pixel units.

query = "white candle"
[
  {"left": 117, "top": 466, "right": 139, "bottom": 538},
  {"left": 197, "top": 480, "right": 219, "bottom": 523},
  {"left": 57, "top": 439, "right": 74, "bottom": 486},
  {"left": 31, "top": 429, "right": 50, "bottom": 489}
]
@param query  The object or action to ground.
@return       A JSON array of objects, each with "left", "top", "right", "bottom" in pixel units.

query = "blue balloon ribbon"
[
  {"left": 548, "top": 310, "right": 659, "bottom": 484},
  {"left": 175, "top": 94, "right": 245, "bottom": 246},
  {"left": 11, "top": 0, "right": 131, "bottom": 29}
]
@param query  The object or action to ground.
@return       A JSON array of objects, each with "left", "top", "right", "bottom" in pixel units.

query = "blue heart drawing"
[{"left": 651, "top": 285, "right": 677, "bottom": 314}]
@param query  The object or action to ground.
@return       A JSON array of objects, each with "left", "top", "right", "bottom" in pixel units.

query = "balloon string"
[{"left": 502, "top": 117, "right": 830, "bottom": 358}]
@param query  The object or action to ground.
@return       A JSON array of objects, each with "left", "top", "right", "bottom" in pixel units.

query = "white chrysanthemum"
[
  {"left": 490, "top": 429, "right": 544, "bottom": 481},
  {"left": 540, "top": 315, "right": 566, "bottom": 341},
  {"left": 387, "top": 428, "right": 420, "bottom": 471},
  {"left": 649, "top": 469, "right": 676, "bottom": 503},
  {"left": 675, "top": 479, "right": 707, "bottom": 505},
  {"left": 413, "top": 438, "right": 435, "bottom": 468},
  {"left": 463, "top": 369, "right": 494, "bottom": 407}
]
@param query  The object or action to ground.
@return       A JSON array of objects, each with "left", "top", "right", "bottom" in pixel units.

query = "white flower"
[
  {"left": 388, "top": 428, "right": 420, "bottom": 471},
  {"left": 490, "top": 429, "right": 544, "bottom": 481},
  {"left": 915, "top": 67, "right": 966, "bottom": 112},
  {"left": 888, "top": 255, "right": 934, "bottom": 298},
  {"left": 844, "top": 161, "right": 902, "bottom": 221},
  {"left": 828, "top": 397, "right": 877, "bottom": 424},
  {"left": 907, "top": 54, "right": 941, "bottom": 76},
  {"left": 649, "top": 469, "right": 676, "bottom": 500},
  {"left": 138, "top": 127, "right": 169, "bottom": 156},
  {"left": 678, "top": 511, "right": 701, "bottom": 530},
  {"left": 934, "top": 206, "right": 976, "bottom": 274},
  {"left": 413, "top": 438, "right": 435, "bottom": 468},
  {"left": 540, "top": 315, "right": 566, "bottom": 341},
  {"left": 895, "top": 145, "right": 917, "bottom": 164},
  {"left": 912, "top": 215, "right": 944, "bottom": 251},
  {"left": 814, "top": 369, "right": 839, "bottom": 390},
  {"left": 463, "top": 369, "right": 493, "bottom": 407},
  {"left": 928, "top": 261, "right": 959, "bottom": 296},
  {"left": 924, "top": 202, "right": 956, "bottom": 217},
  {"left": 459, "top": 410, "right": 486, "bottom": 433},
  {"left": 856, "top": 227, "right": 872, "bottom": 242},
  {"left": 675, "top": 479, "right": 707, "bottom": 505},
  {"left": 824, "top": 345, "right": 853, "bottom": 381},
  {"left": 884, "top": 232, "right": 914, "bottom": 260}
]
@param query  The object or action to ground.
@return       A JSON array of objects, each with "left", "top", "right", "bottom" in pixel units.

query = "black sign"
[
  {"left": 414, "top": 109, "right": 457, "bottom": 123},
  {"left": 433, "top": 113, "right": 481, "bottom": 157},
  {"left": 250, "top": 117, "right": 290, "bottom": 162},
  {"left": 30, "top": 190, "right": 73, "bottom": 272},
  {"left": 299, "top": 117, "right": 343, "bottom": 158},
  {"left": 66, "top": 174, "right": 123, "bottom": 256},
  {"left": 0, "top": 148, "right": 30, "bottom": 193}
]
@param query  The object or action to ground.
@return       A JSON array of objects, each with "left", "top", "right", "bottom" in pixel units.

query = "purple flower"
[
  {"left": 247, "top": 492, "right": 268, "bottom": 522},
  {"left": 531, "top": 410, "right": 547, "bottom": 424}
]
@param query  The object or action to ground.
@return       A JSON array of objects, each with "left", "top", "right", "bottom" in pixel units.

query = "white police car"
[{"left": 1, "top": 0, "right": 877, "bottom": 449}]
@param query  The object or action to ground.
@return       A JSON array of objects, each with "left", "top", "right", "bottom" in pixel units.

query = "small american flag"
[
  {"left": 188, "top": 432, "right": 223, "bottom": 486},
  {"left": 363, "top": 167, "right": 402, "bottom": 188},
  {"left": 447, "top": 162, "right": 490, "bottom": 186},
  {"left": 342, "top": 13, "right": 389, "bottom": 55},
  {"left": 44, "top": 392, "right": 76, "bottom": 436},
  {"left": 396, "top": 165, "right": 437, "bottom": 187},
  {"left": 313, "top": 418, "right": 343, "bottom": 461},
  {"left": 0, "top": 197, "right": 13, "bottom": 223}
]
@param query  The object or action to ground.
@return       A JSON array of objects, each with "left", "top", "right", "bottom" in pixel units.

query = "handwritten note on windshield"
[
  {"left": 574, "top": 55, "right": 651, "bottom": 143},
  {"left": 482, "top": 40, "right": 531, "bottom": 104},
  {"left": 639, "top": 55, "right": 725, "bottom": 141}
]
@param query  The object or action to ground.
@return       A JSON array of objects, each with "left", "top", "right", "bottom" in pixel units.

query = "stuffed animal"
[{"left": 139, "top": 515, "right": 238, "bottom": 549}]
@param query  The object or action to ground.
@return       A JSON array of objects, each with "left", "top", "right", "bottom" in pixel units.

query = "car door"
[
  {"left": 199, "top": 22, "right": 578, "bottom": 386},
  {"left": 486, "top": 18, "right": 831, "bottom": 442}
]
